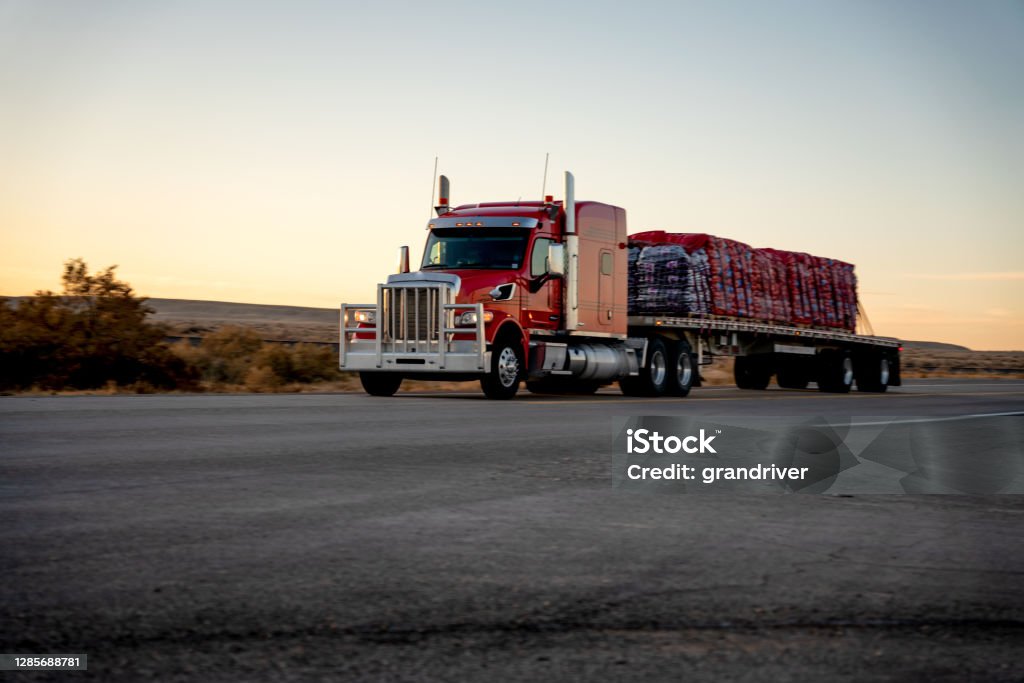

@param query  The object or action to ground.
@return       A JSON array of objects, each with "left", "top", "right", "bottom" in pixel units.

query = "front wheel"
[
  {"left": 359, "top": 372, "right": 403, "bottom": 397},
  {"left": 481, "top": 338, "right": 523, "bottom": 400}
]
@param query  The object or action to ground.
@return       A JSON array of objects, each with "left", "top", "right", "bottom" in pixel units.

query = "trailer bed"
[{"left": 628, "top": 315, "right": 900, "bottom": 348}]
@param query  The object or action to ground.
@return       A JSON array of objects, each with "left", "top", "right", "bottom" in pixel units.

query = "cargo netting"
[{"left": 628, "top": 231, "right": 857, "bottom": 332}]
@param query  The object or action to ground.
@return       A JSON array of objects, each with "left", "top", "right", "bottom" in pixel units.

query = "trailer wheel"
[
  {"left": 359, "top": 372, "right": 403, "bottom": 397},
  {"left": 669, "top": 341, "right": 695, "bottom": 397},
  {"left": 856, "top": 355, "right": 890, "bottom": 393},
  {"left": 734, "top": 356, "right": 771, "bottom": 390},
  {"left": 817, "top": 350, "right": 854, "bottom": 393},
  {"left": 619, "top": 337, "right": 670, "bottom": 397},
  {"left": 481, "top": 338, "right": 523, "bottom": 400},
  {"left": 776, "top": 358, "right": 810, "bottom": 390}
]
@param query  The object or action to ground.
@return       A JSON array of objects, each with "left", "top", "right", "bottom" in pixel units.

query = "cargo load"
[{"left": 628, "top": 231, "right": 857, "bottom": 332}]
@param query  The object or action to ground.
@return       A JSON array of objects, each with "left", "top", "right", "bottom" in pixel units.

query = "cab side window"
[
  {"left": 531, "top": 238, "right": 553, "bottom": 277},
  {"left": 428, "top": 241, "right": 444, "bottom": 265}
]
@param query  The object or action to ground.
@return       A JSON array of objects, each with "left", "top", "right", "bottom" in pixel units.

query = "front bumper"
[
  {"left": 340, "top": 339, "right": 489, "bottom": 373},
  {"left": 340, "top": 282, "right": 487, "bottom": 374}
]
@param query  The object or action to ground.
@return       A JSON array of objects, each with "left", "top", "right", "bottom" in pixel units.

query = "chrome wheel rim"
[
  {"left": 650, "top": 350, "right": 666, "bottom": 386},
  {"left": 497, "top": 347, "right": 519, "bottom": 387},
  {"left": 677, "top": 353, "right": 692, "bottom": 388}
]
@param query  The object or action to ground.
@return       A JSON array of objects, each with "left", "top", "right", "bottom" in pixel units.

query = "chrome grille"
[
  {"left": 340, "top": 281, "right": 485, "bottom": 372},
  {"left": 384, "top": 286, "right": 440, "bottom": 345}
]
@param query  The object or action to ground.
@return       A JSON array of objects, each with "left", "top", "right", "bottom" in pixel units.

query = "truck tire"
[
  {"left": 734, "top": 355, "right": 771, "bottom": 390},
  {"left": 776, "top": 357, "right": 810, "bottom": 390},
  {"left": 481, "top": 337, "right": 523, "bottom": 400},
  {"left": 856, "top": 355, "right": 890, "bottom": 393},
  {"left": 669, "top": 340, "right": 695, "bottom": 397},
  {"left": 359, "top": 372, "right": 403, "bottom": 397},
  {"left": 619, "top": 337, "right": 670, "bottom": 397},
  {"left": 817, "top": 350, "right": 854, "bottom": 393}
]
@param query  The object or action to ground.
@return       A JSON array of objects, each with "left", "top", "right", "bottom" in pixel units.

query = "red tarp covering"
[{"left": 628, "top": 231, "right": 857, "bottom": 331}]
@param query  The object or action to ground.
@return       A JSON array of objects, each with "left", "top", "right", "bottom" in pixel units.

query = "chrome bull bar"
[{"left": 340, "top": 282, "right": 486, "bottom": 372}]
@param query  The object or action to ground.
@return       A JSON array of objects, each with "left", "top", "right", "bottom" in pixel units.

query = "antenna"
[
  {"left": 540, "top": 152, "right": 550, "bottom": 201},
  {"left": 428, "top": 156, "right": 438, "bottom": 220}
]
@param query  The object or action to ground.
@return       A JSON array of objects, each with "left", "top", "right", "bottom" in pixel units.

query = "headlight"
[
  {"left": 354, "top": 310, "right": 376, "bottom": 324},
  {"left": 457, "top": 310, "right": 494, "bottom": 326}
]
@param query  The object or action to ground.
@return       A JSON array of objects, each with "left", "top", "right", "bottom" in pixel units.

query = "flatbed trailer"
[{"left": 624, "top": 314, "right": 900, "bottom": 394}]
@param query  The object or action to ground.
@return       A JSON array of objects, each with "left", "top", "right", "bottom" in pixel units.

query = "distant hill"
[
  {"left": 147, "top": 298, "right": 336, "bottom": 326},
  {"left": 900, "top": 340, "right": 971, "bottom": 352},
  {"left": 145, "top": 298, "right": 338, "bottom": 343}
]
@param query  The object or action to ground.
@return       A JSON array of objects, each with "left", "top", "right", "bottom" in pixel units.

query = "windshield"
[{"left": 421, "top": 229, "right": 529, "bottom": 270}]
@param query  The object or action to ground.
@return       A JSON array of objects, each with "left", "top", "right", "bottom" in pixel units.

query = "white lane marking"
[
  {"left": 668, "top": 383, "right": 1024, "bottom": 393},
  {"left": 898, "top": 383, "right": 1024, "bottom": 388},
  {"left": 846, "top": 412, "right": 1023, "bottom": 427}
]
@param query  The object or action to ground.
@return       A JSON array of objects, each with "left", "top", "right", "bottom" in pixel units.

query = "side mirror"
[
  {"left": 397, "top": 246, "right": 410, "bottom": 273},
  {"left": 547, "top": 243, "right": 565, "bottom": 277}
]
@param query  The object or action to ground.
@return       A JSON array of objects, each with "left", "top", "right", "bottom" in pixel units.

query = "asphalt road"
[{"left": 2, "top": 379, "right": 1023, "bottom": 681}]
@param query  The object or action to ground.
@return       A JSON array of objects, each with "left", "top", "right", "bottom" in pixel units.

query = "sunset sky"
[{"left": 2, "top": 1, "right": 1021, "bottom": 349}]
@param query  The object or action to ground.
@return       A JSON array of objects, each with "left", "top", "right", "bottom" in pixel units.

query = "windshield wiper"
[{"left": 421, "top": 263, "right": 451, "bottom": 269}]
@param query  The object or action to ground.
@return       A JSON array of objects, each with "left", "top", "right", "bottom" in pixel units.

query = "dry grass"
[
  {"left": 899, "top": 348, "right": 1024, "bottom": 379},
  {"left": 699, "top": 356, "right": 736, "bottom": 386}
]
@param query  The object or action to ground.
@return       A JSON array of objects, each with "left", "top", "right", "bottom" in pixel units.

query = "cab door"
[{"left": 523, "top": 236, "right": 560, "bottom": 331}]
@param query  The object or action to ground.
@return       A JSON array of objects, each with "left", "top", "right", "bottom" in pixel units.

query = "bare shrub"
[
  {"left": 175, "top": 326, "right": 263, "bottom": 385},
  {"left": 176, "top": 327, "right": 341, "bottom": 390},
  {"left": 244, "top": 364, "right": 284, "bottom": 392},
  {"left": 0, "top": 259, "right": 197, "bottom": 391}
]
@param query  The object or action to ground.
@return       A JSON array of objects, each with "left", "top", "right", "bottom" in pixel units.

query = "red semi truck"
[{"left": 340, "top": 172, "right": 900, "bottom": 399}]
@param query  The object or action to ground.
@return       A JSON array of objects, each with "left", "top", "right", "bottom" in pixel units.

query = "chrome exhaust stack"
[
  {"left": 564, "top": 171, "right": 579, "bottom": 332},
  {"left": 435, "top": 175, "right": 451, "bottom": 215}
]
